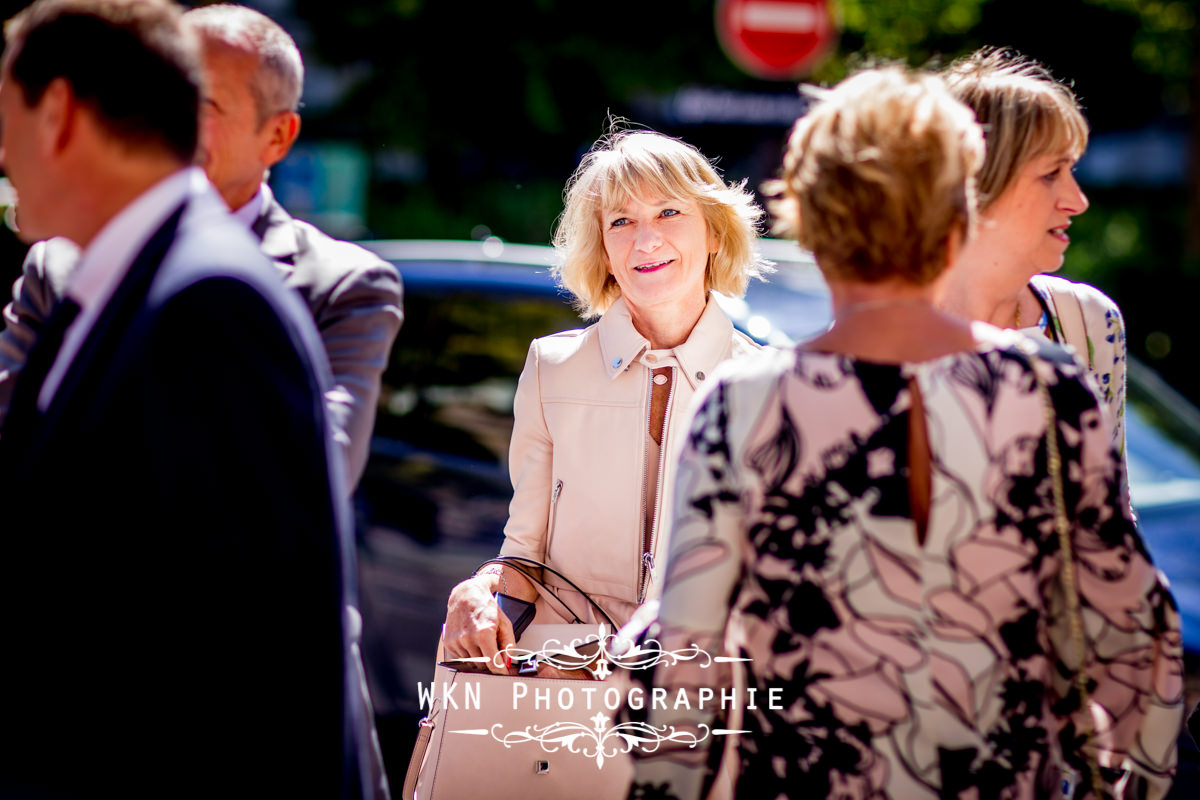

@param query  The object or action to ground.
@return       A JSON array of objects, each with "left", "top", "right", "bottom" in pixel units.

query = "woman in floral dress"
[{"left": 627, "top": 67, "right": 1182, "bottom": 800}]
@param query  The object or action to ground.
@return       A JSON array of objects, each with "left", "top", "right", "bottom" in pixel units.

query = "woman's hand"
[
  {"left": 534, "top": 663, "right": 594, "bottom": 680},
  {"left": 443, "top": 573, "right": 517, "bottom": 675}
]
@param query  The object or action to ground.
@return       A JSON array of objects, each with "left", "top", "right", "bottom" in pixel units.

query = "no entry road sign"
[{"left": 716, "top": 0, "right": 835, "bottom": 80}]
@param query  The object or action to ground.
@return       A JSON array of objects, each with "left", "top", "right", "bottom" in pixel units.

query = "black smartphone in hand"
[{"left": 494, "top": 592, "right": 536, "bottom": 640}]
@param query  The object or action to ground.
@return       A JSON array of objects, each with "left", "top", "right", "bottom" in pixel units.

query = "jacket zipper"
[
  {"left": 638, "top": 368, "right": 651, "bottom": 602},
  {"left": 544, "top": 479, "right": 563, "bottom": 560},
  {"left": 639, "top": 366, "right": 675, "bottom": 604}
]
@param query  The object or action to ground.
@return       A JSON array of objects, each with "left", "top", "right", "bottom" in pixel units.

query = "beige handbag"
[
  {"left": 403, "top": 558, "right": 634, "bottom": 800},
  {"left": 402, "top": 660, "right": 633, "bottom": 800}
]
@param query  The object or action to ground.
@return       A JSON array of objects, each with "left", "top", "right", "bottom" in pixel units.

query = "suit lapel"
[
  {"left": 31, "top": 202, "right": 187, "bottom": 447},
  {"left": 253, "top": 192, "right": 299, "bottom": 269}
]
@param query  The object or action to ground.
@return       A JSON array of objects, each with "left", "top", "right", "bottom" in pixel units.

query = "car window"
[
  {"left": 357, "top": 272, "right": 583, "bottom": 716},
  {"left": 1126, "top": 402, "right": 1200, "bottom": 506},
  {"left": 378, "top": 288, "right": 579, "bottom": 461},
  {"left": 364, "top": 280, "right": 581, "bottom": 542}
]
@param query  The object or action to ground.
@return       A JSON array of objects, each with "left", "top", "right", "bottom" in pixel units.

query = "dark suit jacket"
[
  {"left": 0, "top": 184, "right": 403, "bottom": 489},
  {"left": 0, "top": 186, "right": 356, "bottom": 799}
]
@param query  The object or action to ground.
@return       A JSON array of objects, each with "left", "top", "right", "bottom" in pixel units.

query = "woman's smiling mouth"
[{"left": 634, "top": 259, "right": 672, "bottom": 273}]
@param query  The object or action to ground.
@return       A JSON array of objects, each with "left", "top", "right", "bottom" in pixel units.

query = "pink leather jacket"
[{"left": 499, "top": 295, "right": 761, "bottom": 625}]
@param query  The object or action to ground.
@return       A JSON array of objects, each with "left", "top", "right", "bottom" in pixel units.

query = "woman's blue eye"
[
  {"left": 609, "top": 218, "right": 629, "bottom": 228},
  {"left": 661, "top": 208, "right": 680, "bottom": 217}
]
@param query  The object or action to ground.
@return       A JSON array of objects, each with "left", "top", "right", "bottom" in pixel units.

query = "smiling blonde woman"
[{"left": 442, "top": 129, "right": 770, "bottom": 671}]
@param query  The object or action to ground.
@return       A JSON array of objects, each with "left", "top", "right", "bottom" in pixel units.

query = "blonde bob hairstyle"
[
  {"left": 552, "top": 129, "right": 769, "bottom": 319},
  {"left": 772, "top": 67, "right": 984, "bottom": 286},
  {"left": 943, "top": 48, "right": 1089, "bottom": 211}
]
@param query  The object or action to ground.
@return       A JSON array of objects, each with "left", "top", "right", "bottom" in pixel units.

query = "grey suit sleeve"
[
  {"left": 0, "top": 239, "right": 78, "bottom": 427},
  {"left": 316, "top": 252, "right": 403, "bottom": 491}
]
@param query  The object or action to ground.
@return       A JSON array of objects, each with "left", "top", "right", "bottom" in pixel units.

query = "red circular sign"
[{"left": 716, "top": 0, "right": 835, "bottom": 80}]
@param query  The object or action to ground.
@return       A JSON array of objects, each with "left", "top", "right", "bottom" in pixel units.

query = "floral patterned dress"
[{"left": 628, "top": 331, "right": 1181, "bottom": 800}]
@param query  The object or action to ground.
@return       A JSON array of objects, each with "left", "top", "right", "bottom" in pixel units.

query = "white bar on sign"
[{"left": 741, "top": 2, "right": 818, "bottom": 32}]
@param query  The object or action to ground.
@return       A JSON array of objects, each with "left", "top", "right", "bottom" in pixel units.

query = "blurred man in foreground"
[
  {"left": 0, "top": 2, "right": 403, "bottom": 491},
  {"left": 0, "top": 0, "right": 360, "bottom": 796}
]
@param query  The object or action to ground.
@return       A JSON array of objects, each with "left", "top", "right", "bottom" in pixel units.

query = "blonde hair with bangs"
[
  {"left": 943, "top": 48, "right": 1089, "bottom": 210},
  {"left": 772, "top": 67, "right": 984, "bottom": 286},
  {"left": 553, "top": 129, "right": 769, "bottom": 319}
]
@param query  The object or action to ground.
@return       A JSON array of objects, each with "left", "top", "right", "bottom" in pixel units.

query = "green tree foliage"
[
  {"left": 833, "top": 0, "right": 984, "bottom": 62},
  {"left": 291, "top": 0, "right": 774, "bottom": 242},
  {"left": 282, "top": 0, "right": 1200, "bottom": 400},
  {"left": 1088, "top": 0, "right": 1194, "bottom": 101}
]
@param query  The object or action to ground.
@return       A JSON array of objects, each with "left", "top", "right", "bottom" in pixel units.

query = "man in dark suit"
[
  {"left": 0, "top": 3, "right": 403, "bottom": 491},
  {"left": 0, "top": 1, "right": 359, "bottom": 796}
]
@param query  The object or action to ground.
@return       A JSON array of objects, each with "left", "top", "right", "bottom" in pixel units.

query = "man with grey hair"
[
  {"left": 0, "top": 6, "right": 396, "bottom": 797},
  {"left": 0, "top": 2, "right": 402, "bottom": 491},
  {"left": 0, "top": 0, "right": 364, "bottom": 796}
]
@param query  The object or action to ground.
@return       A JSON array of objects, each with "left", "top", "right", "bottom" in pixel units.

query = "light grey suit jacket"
[{"left": 0, "top": 184, "right": 403, "bottom": 490}]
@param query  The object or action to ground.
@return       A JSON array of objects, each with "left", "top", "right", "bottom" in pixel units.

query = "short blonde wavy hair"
[
  {"left": 552, "top": 129, "right": 769, "bottom": 318},
  {"left": 772, "top": 67, "right": 984, "bottom": 286},
  {"left": 943, "top": 48, "right": 1089, "bottom": 211}
]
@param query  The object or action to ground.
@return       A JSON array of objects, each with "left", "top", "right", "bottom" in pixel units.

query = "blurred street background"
[
  {"left": 207, "top": 0, "right": 1200, "bottom": 412},
  {"left": 0, "top": 0, "right": 1193, "bottom": 401}
]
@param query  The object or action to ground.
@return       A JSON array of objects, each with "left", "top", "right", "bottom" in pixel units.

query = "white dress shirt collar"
[
  {"left": 39, "top": 166, "right": 206, "bottom": 410},
  {"left": 230, "top": 182, "right": 267, "bottom": 230},
  {"left": 66, "top": 167, "right": 205, "bottom": 310}
]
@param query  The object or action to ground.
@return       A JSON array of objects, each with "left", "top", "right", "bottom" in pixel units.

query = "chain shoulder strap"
[{"left": 1026, "top": 347, "right": 1107, "bottom": 800}]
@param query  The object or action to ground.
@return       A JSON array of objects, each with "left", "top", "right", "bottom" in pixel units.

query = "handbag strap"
[
  {"left": 1027, "top": 348, "right": 1106, "bottom": 800},
  {"left": 482, "top": 558, "right": 586, "bottom": 624},
  {"left": 475, "top": 555, "right": 619, "bottom": 631},
  {"left": 401, "top": 712, "right": 435, "bottom": 800}
]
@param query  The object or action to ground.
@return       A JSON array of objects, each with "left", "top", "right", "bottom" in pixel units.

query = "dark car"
[{"left": 354, "top": 238, "right": 1200, "bottom": 780}]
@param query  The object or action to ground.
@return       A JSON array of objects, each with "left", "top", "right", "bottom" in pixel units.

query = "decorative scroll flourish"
[
  {"left": 487, "top": 713, "right": 711, "bottom": 768},
  {"left": 492, "top": 625, "right": 713, "bottom": 674}
]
